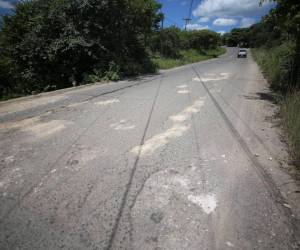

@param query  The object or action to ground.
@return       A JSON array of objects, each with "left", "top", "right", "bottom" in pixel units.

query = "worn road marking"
[
  {"left": 110, "top": 120, "right": 136, "bottom": 130},
  {"left": 176, "top": 85, "right": 188, "bottom": 89},
  {"left": 177, "top": 90, "right": 190, "bottom": 94},
  {"left": 94, "top": 99, "right": 120, "bottom": 106},
  {"left": 193, "top": 73, "right": 231, "bottom": 83},
  {"left": 226, "top": 241, "right": 235, "bottom": 247},
  {"left": 131, "top": 98, "right": 205, "bottom": 156}
]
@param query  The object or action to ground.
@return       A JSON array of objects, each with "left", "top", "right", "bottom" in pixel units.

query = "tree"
[
  {"left": 150, "top": 26, "right": 182, "bottom": 58},
  {"left": 0, "top": 0, "right": 162, "bottom": 96},
  {"left": 189, "top": 30, "right": 220, "bottom": 50}
]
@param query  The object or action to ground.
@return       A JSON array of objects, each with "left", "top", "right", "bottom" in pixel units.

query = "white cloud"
[
  {"left": 240, "top": 17, "right": 256, "bottom": 28},
  {"left": 217, "top": 30, "right": 226, "bottom": 35},
  {"left": 0, "top": 0, "right": 14, "bottom": 9},
  {"left": 193, "top": 0, "right": 272, "bottom": 18},
  {"left": 213, "top": 18, "right": 238, "bottom": 26},
  {"left": 186, "top": 23, "right": 209, "bottom": 31},
  {"left": 198, "top": 17, "right": 210, "bottom": 23}
]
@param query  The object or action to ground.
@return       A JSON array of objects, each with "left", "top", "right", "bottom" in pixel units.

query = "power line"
[
  {"left": 188, "top": 0, "right": 195, "bottom": 20},
  {"left": 183, "top": 0, "right": 195, "bottom": 30}
]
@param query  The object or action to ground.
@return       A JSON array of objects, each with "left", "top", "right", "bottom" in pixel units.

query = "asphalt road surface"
[{"left": 0, "top": 48, "right": 299, "bottom": 249}]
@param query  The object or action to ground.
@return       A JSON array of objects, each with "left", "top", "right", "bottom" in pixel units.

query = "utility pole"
[
  {"left": 158, "top": 13, "right": 165, "bottom": 30},
  {"left": 183, "top": 18, "right": 191, "bottom": 30}
]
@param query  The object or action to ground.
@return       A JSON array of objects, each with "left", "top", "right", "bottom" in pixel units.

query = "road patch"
[
  {"left": 131, "top": 98, "right": 205, "bottom": 156},
  {"left": 94, "top": 99, "right": 120, "bottom": 106},
  {"left": 110, "top": 120, "right": 136, "bottom": 131},
  {"left": 187, "top": 194, "right": 217, "bottom": 214}
]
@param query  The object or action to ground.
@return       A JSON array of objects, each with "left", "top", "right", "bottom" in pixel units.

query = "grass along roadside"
[
  {"left": 281, "top": 91, "right": 300, "bottom": 162},
  {"left": 152, "top": 47, "right": 226, "bottom": 70},
  {"left": 252, "top": 46, "right": 300, "bottom": 165}
]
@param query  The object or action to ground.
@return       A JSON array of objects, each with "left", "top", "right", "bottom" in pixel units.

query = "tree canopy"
[{"left": 0, "top": 0, "right": 162, "bottom": 96}]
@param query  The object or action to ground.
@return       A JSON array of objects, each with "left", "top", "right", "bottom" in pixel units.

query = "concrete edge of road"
[
  {"left": 0, "top": 49, "right": 230, "bottom": 106},
  {"left": 0, "top": 75, "right": 158, "bottom": 106},
  {"left": 0, "top": 81, "right": 112, "bottom": 106}
]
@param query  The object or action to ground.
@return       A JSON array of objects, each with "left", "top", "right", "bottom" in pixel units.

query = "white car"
[{"left": 237, "top": 49, "right": 247, "bottom": 58}]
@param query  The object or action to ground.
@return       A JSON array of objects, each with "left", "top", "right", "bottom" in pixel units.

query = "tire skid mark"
[
  {"left": 106, "top": 75, "right": 164, "bottom": 250},
  {"left": 187, "top": 67, "right": 217, "bottom": 248},
  {"left": 214, "top": 90, "right": 278, "bottom": 161},
  {"left": 191, "top": 66, "right": 300, "bottom": 244},
  {"left": 126, "top": 75, "right": 203, "bottom": 248}
]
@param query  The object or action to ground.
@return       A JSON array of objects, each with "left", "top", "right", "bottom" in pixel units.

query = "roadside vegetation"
[
  {"left": 281, "top": 91, "right": 300, "bottom": 160},
  {"left": 0, "top": 1, "right": 223, "bottom": 101},
  {"left": 223, "top": 0, "right": 300, "bottom": 164},
  {"left": 149, "top": 27, "right": 224, "bottom": 69},
  {"left": 152, "top": 47, "right": 225, "bottom": 70}
]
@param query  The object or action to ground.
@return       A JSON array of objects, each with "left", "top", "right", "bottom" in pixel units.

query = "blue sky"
[
  {"left": 158, "top": 0, "right": 275, "bottom": 34},
  {"left": 0, "top": 0, "right": 275, "bottom": 34}
]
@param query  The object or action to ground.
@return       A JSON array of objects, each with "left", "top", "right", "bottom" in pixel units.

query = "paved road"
[{"left": 0, "top": 48, "right": 299, "bottom": 249}]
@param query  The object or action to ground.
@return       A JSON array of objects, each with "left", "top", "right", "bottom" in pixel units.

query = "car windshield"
[{"left": 239, "top": 49, "right": 247, "bottom": 52}]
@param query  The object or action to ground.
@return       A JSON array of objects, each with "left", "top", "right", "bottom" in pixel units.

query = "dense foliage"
[
  {"left": 0, "top": 0, "right": 162, "bottom": 98},
  {"left": 150, "top": 26, "right": 221, "bottom": 58}
]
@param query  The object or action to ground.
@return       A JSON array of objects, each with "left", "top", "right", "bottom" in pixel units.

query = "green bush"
[
  {"left": 82, "top": 62, "right": 121, "bottom": 83},
  {"left": 103, "top": 62, "right": 121, "bottom": 81},
  {"left": 82, "top": 70, "right": 102, "bottom": 84}
]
